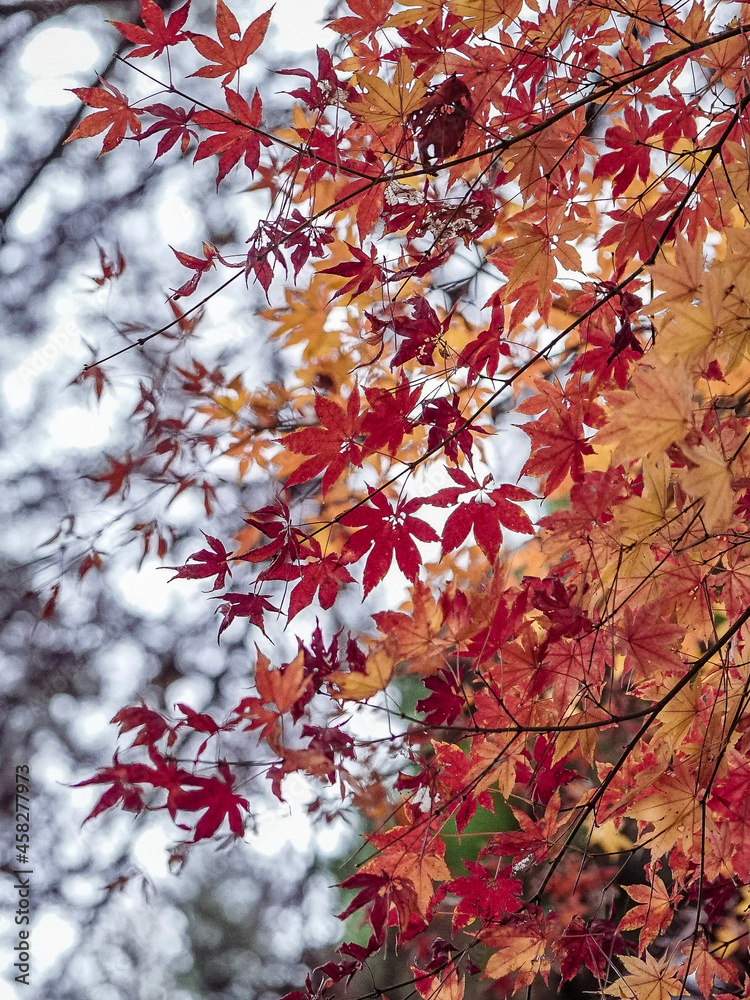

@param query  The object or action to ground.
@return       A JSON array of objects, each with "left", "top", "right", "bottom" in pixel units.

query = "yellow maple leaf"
[
  {"left": 482, "top": 920, "right": 550, "bottom": 987},
  {"left": 719, "top": 142, "right": 750, "bottom": 221},
  {"left": 347, "top": 54, "right": 428, "bottom": 135},
  {"left": 264, "top": 284, "right": 351, "bottom": 361},
  {"left": 647, "top": 235, "right": 704, "bottom": 309},
  {"left": 651, "top": 682, "right": 700, "bottom": 753},
  {"left": 653, "top": 301, "right": 716, "bottom": 360},
  {"left": 711, "top": 262, "right": 750, "bottom": 373},
  {"left": 596, "top": 355, "right": 694, "bottom": 465},
  {"left": 327, "top": 645, "right": 394, "bottom": 700},
  {"left": 629, "top": 767, "right": 700, "bottom": 860},
  {"left": 449, "top": 0, "right": 522, "bottom": 31},
  {"left": 386, "top": 0, "right": 444, "bottom": 28},
  {"left": 678, "top": 440, "right": 734, "bottom": 532},
  {"left": 605, "top": 954, "right": 684, "bottom": 1000}
]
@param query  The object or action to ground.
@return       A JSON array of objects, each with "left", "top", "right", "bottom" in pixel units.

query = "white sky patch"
[
  {"left": 0, "top": 979, "right": 15, "bottom": 1000},
  {"left": 72, "top": 706, "right": 113, "bottom": 749},
  {"left": 45, "top": 404, "right": 115, "bottom": 451},
  {"left": 156, "top": 192, "right": 197, "bottom": 244},
  {"left": 248, "top": 772, "right": 315, "bottom": 855},
  {"left": 20, "top": 27, "right": 101, "bottom": 107},
  {"left": 34, "top": 744, "right": 73, "bottom": 788},
  {"left": 31, "top": 911, "right": 77, "bottom": 974},
  {"left": 315, "top": 817, "right": 352, "bottom": 857},
  {"left": 10, "top": 190, "right": 49, "bottom": 237},
  {"left": 267, "top": 0, "right": 333, "bottom": 53},
  {"left": 117, "top": 564, "right": 176, "bottom": 618},
  {"left": 133, "top": 825, "right": 173, "bottom": 878},
  {"left": 165, "top": 673, "right": 214, "bottom": 712}
]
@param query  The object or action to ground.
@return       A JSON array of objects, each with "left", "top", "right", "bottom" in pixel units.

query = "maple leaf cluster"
[{"left": 63, "top": 0, "right": 750, "bottom": 998}]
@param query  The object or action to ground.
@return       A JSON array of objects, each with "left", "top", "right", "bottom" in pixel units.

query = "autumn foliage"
[{"left": 64, "top": 0, "right": 750, "bottom": 997}]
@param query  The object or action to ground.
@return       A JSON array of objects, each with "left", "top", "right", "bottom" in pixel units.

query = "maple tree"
[{"left": 58, "top": 0, "right": 750, "bottom": 996}]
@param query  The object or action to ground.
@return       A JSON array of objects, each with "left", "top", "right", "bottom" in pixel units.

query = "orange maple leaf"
[
  {"left": 255, "top": 649, "right": 309, "bottom": 714},
  {"left": 482, "top": 912, "right": 551, "bottom": 988},
  {"left": 629, "top": 766, "right": 702, "bottom": 860},
  {"left": 615, "top": 601, "right": 686, "bottom": 684},
  {"left": 415, "top": 968, "right": 464, "bottom": 1000},
  {"left": 619, "top": 876, "right": 676, "bottom": 953},
  {"left": 680, "top": 935, "right": 740, "bottom": 1000},
  {"left": 373, "top": 580, "right": 451, "bottom": 676},
  {"left": 449, "top": 0, "right": 522, "bottom": 30},
  {"left": 360, "top": 825, "right": 450, "bottom": 922},
  {"left": 67, "top": 80, "right": 143, "bottom": 154}
]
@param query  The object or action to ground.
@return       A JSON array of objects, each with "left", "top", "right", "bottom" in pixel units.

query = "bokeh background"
[{"left": 0, "top": 2, "right": 360, "bottom": 997}]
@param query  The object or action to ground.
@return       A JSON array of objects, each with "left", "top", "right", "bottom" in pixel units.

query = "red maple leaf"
[
  {"left": 140, "top": 104, "right": 197, "bottom": 158},
  {"left": 87, "top": 243, "right": 126, "bottom": 286},
  {"left": 444, "top": 861, "right": 522, "bottom": 931},
  {"left": 168, "top": 532, "right": 231, "bottom": 591},
  {"left": 73, "top": 754, "right": 156, "bottom": 821},
  {"left": 360, "top": 375, "right": 420, "bottom": 455},
  {"left": 320, "top": 243, "right": 383, "bottom": 300},
  {"left": 408, "top": 74, "right": 472, "bottom": 167},
  {"left": 391, "top": 296, "right": 449, "bottom": 368},
  {"left": 173, "top": 761, "right": 249, "bottom": 840},
  {"left": 170, "top": 241, "right": 230, "bottom": 297},
  {"left": 88, "top": 451, "right": 144, "bottom": 499},
  {"left": 111, "top": 703, "right": 176, "bottom": 748},
  {"left": 230, "top": 695, "right": 279, "bottom": 741},
  {"left": 299, "top": 623, "right": 342, "bottom": 685},
  {"left": 341, "top": 492, "right": 439, "bottom": 595},
  {"left": 189, "top": 0, "right": 273, "bottom": 85},
  {"left": 241, "top": 499, "right": 313, "bottom": 567},
  {"left": 215, "top": 591, "right": 280, "bottom": 638},
  {"left": 67, "top": 80, "right": 143, "bottom": 154},
  {"left": 518, "top": 380, "right": 604, "bottom": 495},
  {"left": 72, "top": 361, "right": 110, "bottom": 399},
  {"left": 593, "top": 105, "right": 652, "bottom": 199},
  {"left": 415, "top": 669, "right": 465, "bottom": 726},
  {"left": 111, "top": 0, "right": 190, "bottom": 59},
  {"left": 336, "top": 871, "right": 391, "bottom": 939},
  {"left": 429, "top": 469, "right": 535, "bottom": 563},
  {"left": 286, "top": 555, "right": 354, "bottom": 620},
  {"left": 278, "top": 47, "right": 345, "bottom": 112},
  {"left": 418, "top": 392, "right": 485, "bottom": 465},
  {"left": 175, "top": 703, "right": 222, "bottom": 737},
  {"left": 521, "top": 735, "right": 577, "bottom": 805},
  {"left": 554, "top": 915, "right": 625, "bottom": 982},
  {"left": 284, "top": 388, "right": 363, "bottom": 494},
  {"left": 327, "top": 0, "right": 391, "bottom": 39},
  {"left": 193, "top": 88, "right": 272, "bottom": 187},
  {"left": 460, "top": 293, "right": 509, "bottom": 384}
]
